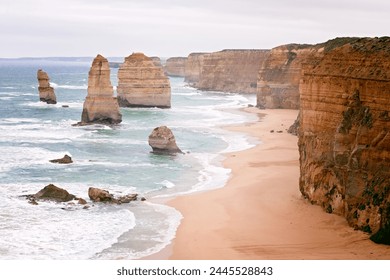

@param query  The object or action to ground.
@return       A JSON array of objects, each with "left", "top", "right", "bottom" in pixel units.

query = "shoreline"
[{"left": 145, "top": 107, "right": 389, "bottom": 260}]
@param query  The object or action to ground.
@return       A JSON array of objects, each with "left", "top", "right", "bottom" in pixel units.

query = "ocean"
[{"left": 0, "top": 58, "right": 257, "bottom": 259}]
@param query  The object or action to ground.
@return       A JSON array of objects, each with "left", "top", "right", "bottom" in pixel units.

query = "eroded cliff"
[
  {"left": 117, "top": 53, "right": 171, "bottom": 108},
  {"left": 37, "top": 69, "right": 56, "bottom": 104},
  {"left": 196, "top": 50, "right": 269, "bottom": 94},
  {"left": 80, "top": 54, "right": 122, "bottom": 125},
  {"left": 298, "top": 37, "right": 390, "bottom": 244},
  {"left": 256, "top": 44, "right": 316, "bottom": 109},
  {"left": 184, "top": 53, "right": 207, "bottom": 85}
]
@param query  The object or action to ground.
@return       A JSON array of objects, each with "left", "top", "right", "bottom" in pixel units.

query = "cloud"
[{"left": 1, "top": 0, "right": 389, "bottom": 57}]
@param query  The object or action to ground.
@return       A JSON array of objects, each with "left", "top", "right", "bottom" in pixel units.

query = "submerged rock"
[
  {"left": 148, "top": 126, "right": 183, "bottom": 154},
  {"left": 49, "top": 154, "right": 73, "bottom": 164},
  {"left": 37, "top": 69, "right": 57, "bottom": 104},
  {"left": 88, "top": 187, "right": 138, "bottom": 204}
]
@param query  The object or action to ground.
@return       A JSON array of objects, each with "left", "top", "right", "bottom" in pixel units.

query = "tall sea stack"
[
  {"left": 80, "top": 54, "right": 122, "bottom": 125},
  {"left": 37, "top": 69, "right": 56, "bottom": 104},
  {"left": 298, "top": 37, "right": 390, "bottom": 244},
  {"left": 117, "top": 53, "right": 171, "bottom": 108}
]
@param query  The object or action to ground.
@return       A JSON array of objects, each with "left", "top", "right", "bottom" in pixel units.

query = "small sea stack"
[
  {"left": 37, "top": 69, "right": 57, "bottom": 104},
  {"left": 78, "top": 54, "right": 122, "bottom": 125},
  {"left": 117, "top": 52, "right": 171, "bottom": 108},
  {"left": 148, "top": 126, "right": 183, "bottom": 154}
]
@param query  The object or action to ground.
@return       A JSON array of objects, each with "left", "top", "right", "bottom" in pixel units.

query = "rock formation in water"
[
  {"left": 164, "top": 57, "right": 187, "bottom": 77},
  {"left": 31, "top": 184, "right": 76, "bottom": 203},
  {"left": 148, "top": 126, "right": 183, "bottom": 154},
  {"left": 184, "top": 53, "right": 208, "bottom": 85},
  {"left": 49, "top": 154, "right": 73, "bottom": 164},
  {"left": 79, "top": 54, "right": 122, "bottom": 125},
  {"left": 195, "top": 50, "right": 269, "bottom": 94},
  {"left": 88, "top": 187, "right": 138, "bottom": 204},
  {"left": 117, "top": 53, "right": 171, "bottom": 108},
  {"left": 37, "top": 69, "right": 57, "bottom": 104},
  {"left": 298, "top": 37, "right": 390, "bottom": 244}
]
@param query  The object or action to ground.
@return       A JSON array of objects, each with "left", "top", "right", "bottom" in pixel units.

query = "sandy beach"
[{"left": 154, "top": 108, "right": 390, "bottom": 260}]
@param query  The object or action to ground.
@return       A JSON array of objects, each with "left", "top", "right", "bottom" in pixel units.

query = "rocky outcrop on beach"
[
  {"left": 184, "top": 53, "right": 208, "bottom": 85},
  {"left": 79, "top": 54, "right": 122, "bottom": 125},
  {"left": 37, "top": 69, "right": 56, "bottom": 104},
  {"left": 195, "top": 50, "right": 270, "bottom": 94},
  {"left": 88, "top": 187, "right": 138, "bottom": 204},
  {"left": 148, "top": 126, "right": 183, "bottom": 154},
  {"left": 164, "top": 57, "right": 187, "bottom": 77},
  {"left": 49, "top": 154, "right": 73, "bottom": 164},
  {"left": 117, "top": 53, "right": 171, "bottom": 108},
  {"left": 298, "top": 37, "right": 390, "bottom": 244}
]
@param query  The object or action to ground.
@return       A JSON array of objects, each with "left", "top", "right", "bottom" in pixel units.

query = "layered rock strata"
[
  {"left": 37, "top": 69, "right": 56, "bottom": 104},
  {"left": 80, "top": 54, "right": 122, "bottom": 125},
  {"left": 298, "top": 37, "right": 390, "bottom": 244},
  {"left": 150, "top": 56, "right": 163, "bottom": 67},
  {"left": 196, "top": 50, "right": 269, "bottom": 94},
  {"left": 184, "top": 53, "right": 208, "bottom": 85},
  {"left": 256, "top": 38, "right": 361, "bottom": 109},
  {"left": 164, "top": 57, "right": 187, "bottom": 77},
  {"left": 256, "top": 44, "right": 315, "bottom": 109},
  {"left": 117, "top": 53, "right": 171, "bottom": 108},
  {"left": 148, "top": 126, "right": 182, "bottom": 154},
  {"left": 88, "top": 187, "right": 138, "bottom": 204}
]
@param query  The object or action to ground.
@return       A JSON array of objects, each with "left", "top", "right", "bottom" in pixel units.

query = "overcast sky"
[{"left": 1, "top": 0, "right": 389, "bottom": 58}]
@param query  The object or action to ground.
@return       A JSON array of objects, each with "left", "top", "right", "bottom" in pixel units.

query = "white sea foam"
[
  {"left": 156, "top": 180, "right": 176, "bottom": 189},
  {"left": 0, "top": 146, "right": 71, "bottom": 173},
  {"left": 51, "top": 82, "right": 87, "bottom": 90},
  {"left": 93, "top": 202, "right": 182, "bottom": 260},
  {"left": 0, "top": 120, "right": 90, "bottom": 144},
  {"left": 220, "top": 131, "right": 258, "bottom": 153},
  {"left": 0, "top": 185, "right": 136, "bottom": 259}
]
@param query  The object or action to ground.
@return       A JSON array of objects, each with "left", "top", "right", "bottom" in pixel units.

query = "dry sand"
[{"left": 150, "top": 108, "right": 390, "bottom": 260}]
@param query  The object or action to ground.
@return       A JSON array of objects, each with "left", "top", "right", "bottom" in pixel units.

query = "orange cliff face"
[
  {"left": 37, "top": 69, "right": 56, "bottom": 104},
  {"left": 256, "top": 44, "right": 317, "bottom": 109},
  {"left": 196, "top": 50, "right": 269, "bottom": 94},
  {"left": 80, "top": 54, "right": 122, "bottom": 125},
  {"left": 117, "top": 52, "right": 171, "bottom": 108},
  {"left": 298, "top": 37, "right": 390, "bottom": 244},
  {"left": 184, "top": 53, "right": 208, "bottom": 85}
]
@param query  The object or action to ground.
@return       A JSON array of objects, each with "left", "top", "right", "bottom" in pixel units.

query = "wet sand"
[{"left": 148, "top": 108, "right": 390, "bottom": 260}]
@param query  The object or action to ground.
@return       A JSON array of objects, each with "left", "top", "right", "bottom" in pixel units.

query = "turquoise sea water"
[{"left": 0, "top": 58, "right": 257, "bottom": 259}]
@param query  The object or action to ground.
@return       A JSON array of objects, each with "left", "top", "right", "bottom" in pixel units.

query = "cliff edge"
[
  {"left": 196, "top": 50, "right": 269, "bottom": 94},
  {"left": 298, "top": 37, "right": 390, "bottom": 244}
]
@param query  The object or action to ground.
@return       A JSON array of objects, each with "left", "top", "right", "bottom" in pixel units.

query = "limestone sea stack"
[
  {"left": 80, "top": 54, "right": 122, "bottom": 125},
  {"left": 164, "top": 57, "right": 187, "bottom": 77},
  {"left": 117, "top": 53, "right": 171, "bottom": 108},
  {"left": 37, "top": 69, "right": 56, "bottom": 104},
  {"left": 148, "top": 126, "right": 182, "bottom": 154},
  {"left": 298, "top": 37, "right": 390, "bottom": 244}
]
